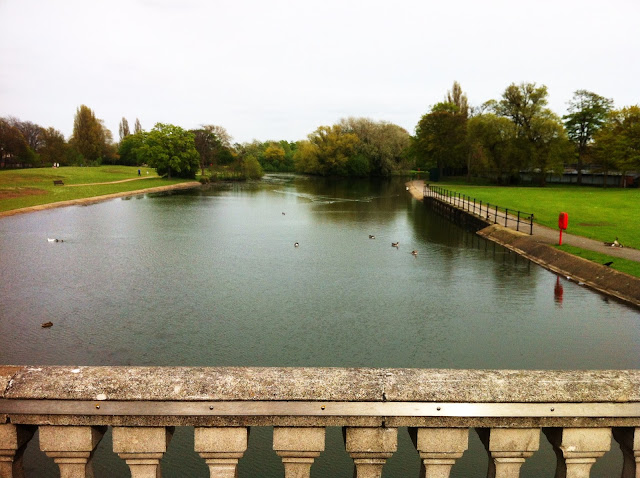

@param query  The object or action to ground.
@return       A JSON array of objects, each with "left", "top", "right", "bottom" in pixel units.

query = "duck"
[
  {"left": 392, "top": 242, "right": 399, "bottom": 247},
  {"left": 411, "top": 250, "right": 418, "bottom": 256},
  {"left": 41, "top": 321, "right": 53, "bottom": 328},
  {"left": 282, "top": 212, "right": 286, "bottom": 215},
  {"left": 294, "top": 242, "right": 299, "bottom": 247},
  {"left": 47, "top": 238, "right": 63, "bottom": 243},
  {"left": 369, "top": 235, "right": 376, "bottom": 239}
]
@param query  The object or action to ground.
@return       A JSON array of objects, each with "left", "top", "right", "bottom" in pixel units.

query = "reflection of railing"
[
  {"left": 2, "top": 366, "right": 640, "bottom": 477},
  {"left": 424, "top": 184, "right": 535, "bottom": 235}
]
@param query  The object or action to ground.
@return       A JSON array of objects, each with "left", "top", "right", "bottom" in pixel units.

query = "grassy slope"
[
  {"left": 437, "top": 182, "right": 640, "bottom": 250},
  {"left": 0, "top": 166, "right": 192, "bottom": 212},
  {"left": 555, "top": 245, "right": 640, "bottom": 277}
]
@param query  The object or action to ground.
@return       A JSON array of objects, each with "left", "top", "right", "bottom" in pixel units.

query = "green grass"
[
  {"left": 0, "top": 166, "right": 194, "bottom": 212},
  {"left": 436, "top": 181, "right": 640, "bottom": 250},
  {"left": 556, "top": 245, "right": 640, "bottom": 278}
]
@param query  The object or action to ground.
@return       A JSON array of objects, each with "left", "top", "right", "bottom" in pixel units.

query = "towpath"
[{"left": 406, "top": 180, "right": 640, "bottom": 263}]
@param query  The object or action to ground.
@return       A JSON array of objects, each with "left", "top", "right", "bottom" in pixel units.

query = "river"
[{"left": 1, "top": 174, "right": 638, "bottom": 476}]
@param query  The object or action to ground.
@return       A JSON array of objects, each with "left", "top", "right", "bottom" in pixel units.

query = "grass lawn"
[
  {"left": 436, "top": 181, "right": 640, "bottom": 250},
  {"left": 0, "top": 166, "right": 193, "bottom": 213},
  {"left": 556, "top": 245, "right": 640, "bottom": 278}
]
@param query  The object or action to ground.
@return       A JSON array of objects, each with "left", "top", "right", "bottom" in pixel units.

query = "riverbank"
[
  {"left": 406, "top": 180, "right": 640, "bottom": 308},
  {"left": 478, "top": 224, "right": 640, "bottom": 309},
  {"left": 0, "top": 181, "right": 201, "bottom": 218}
]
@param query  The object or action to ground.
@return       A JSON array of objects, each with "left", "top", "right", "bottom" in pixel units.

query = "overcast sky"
[{"left": 1, "top": 0, "right": 638, "bottom": 144}]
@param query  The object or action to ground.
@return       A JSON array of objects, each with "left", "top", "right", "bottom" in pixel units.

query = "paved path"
[{"left": 407, "top": 180, "right": 640, "bottom": 263}]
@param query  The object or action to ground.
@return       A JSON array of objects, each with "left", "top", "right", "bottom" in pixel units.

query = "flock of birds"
[{"left": 286, "top": 212, "right": 418, "bottom": 256}]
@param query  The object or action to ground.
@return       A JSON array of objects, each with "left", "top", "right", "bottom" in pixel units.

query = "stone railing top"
[{"left": 2, "top": 366, "right": 640, "bottom": 403}]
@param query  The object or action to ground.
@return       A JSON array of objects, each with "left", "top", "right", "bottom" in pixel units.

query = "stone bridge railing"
[{"left": 1, "top": 366, "right": 639, "bottom": 477}]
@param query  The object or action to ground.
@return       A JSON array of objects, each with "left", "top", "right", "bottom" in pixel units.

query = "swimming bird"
[
  {"left": 282, "top": 212, "right": 286, "bottom": 215},
  {"left": 411, "top": 250, "right": 418, "bottom": 256},
  {"left": 392, "top": 242, "right": 399, "bottom": 247},
  {"left": 41, "top": 321, "right": 53, "bottom": 328},
  {"left": 47, "top": 238, "right": 63, "bottom": 243},
  {"left": 294, "top": 242, "right": 299, "bottom": 247},
  {"left": 369, "top": 235, "right": 375, "bottom": 239}
]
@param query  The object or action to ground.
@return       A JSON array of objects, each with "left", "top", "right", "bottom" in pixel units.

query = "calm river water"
[{"left": 1, "top": 174, "right": 638, "bottom": 477}]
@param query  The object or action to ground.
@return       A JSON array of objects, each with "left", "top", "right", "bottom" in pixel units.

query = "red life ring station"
[{"left": 558, "top": 212, "right": 569, "bottom": 245}]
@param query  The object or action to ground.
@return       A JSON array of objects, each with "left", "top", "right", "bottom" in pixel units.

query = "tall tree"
[
  {"left": 445, "top": 81, "right": 469, "bottom": 118},
  {"left": 414, "top": 102, "right": 467, "bottom": 180},
  {"left": 563, "top": 90, "right": 614, "bottom": 184},
  {"left": 69, "top": 105, "right": 111, "bottom": 164},
  {"left": 494, "top": 83, "right": 569, "bottom": 184},
  {"left": 134, "top": 118, "right": 143, "bottom": 135},
  {"left": 119, "top": 117, "right": 131, "bottom": 141},
  {"left": 466, "top": 114, "right": 516, "bottom": 182}
]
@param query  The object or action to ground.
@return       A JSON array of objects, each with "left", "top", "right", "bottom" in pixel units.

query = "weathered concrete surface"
[
  {"left": 478, "top": 225, "right": 640, "bottom": 308},
  {"left": 3, "top": 366, "right": 640, "bottom": 403}
]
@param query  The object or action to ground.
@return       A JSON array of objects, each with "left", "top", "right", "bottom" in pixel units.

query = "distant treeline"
[{"left": 2, "top": 82, "right": 638, "bottom": 185}]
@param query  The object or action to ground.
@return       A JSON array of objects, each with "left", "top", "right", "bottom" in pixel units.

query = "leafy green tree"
[
  {"left": 117, "top": 132, "right": 146, "bottom": 166},
  {"left": 594, "top": 106, "right": 640, "bottom": 186},
  {"left": 241, "top": 155, "right": 264, "bottom": 179},
  {"left": 0, "top": 118, "right": 35, "bottom": 167},
  {"left": 467, "top": 114, "right": 516, "bottom": 181},
  {"left": 294, "top": 125, "right": 360, "bottom": 176},
  {"left": 136, "top": 123, "right": 200, "bottom": 178},
  {"left": 69, "top": 105, "right": 112, "bottom": 164},
  {"left": 8, "top": 117, "right": 45, "bottom": 152},
  {"left": 414, "top": 102, "right": 467, "bottom": 179},
  {"left": 263, "top": 143, "right": 286, "bottom": 168},
  {"left": 563, "top": 90, "right": 613, "bottom": 183},
  {"left": 338, "top": 117, "right": 410, "bottom": 176},
  {"left": 493, "top": 83, "right": 570, "bottom": 184},
  {"left": 39, "top": 127, "right": 68, "bottom": 165}
]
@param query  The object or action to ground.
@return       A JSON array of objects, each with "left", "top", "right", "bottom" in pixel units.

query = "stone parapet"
[{"left": 1, "top": 366, "right": 639, "bottom": 477}]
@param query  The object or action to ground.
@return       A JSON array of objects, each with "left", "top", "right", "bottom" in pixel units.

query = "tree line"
[{"left": 2, "top": 83, "right": 638, "bottom": 185}]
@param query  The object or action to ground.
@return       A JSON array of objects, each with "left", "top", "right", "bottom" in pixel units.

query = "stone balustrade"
[{"left": 1, "top": 366, "right": 639, "bottom": 477}]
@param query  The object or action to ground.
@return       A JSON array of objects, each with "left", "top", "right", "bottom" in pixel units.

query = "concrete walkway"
[{"left": 407, "top": 180, "right": 640, "bottom": 263}]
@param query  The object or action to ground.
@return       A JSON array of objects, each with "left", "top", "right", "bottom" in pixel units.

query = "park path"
[
  {"left": 406, "top": 180, "right": 640, "bottom": 263},
  {"left": 65, "top": 176, "right": 156, "bottom": 187}
]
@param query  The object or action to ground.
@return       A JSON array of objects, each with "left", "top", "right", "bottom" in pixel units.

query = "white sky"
[{"left": 1, "top": 0, "right": 638, "bottom": 144}]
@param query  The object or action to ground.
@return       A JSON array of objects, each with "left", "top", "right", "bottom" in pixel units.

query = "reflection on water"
[
  {"left": 554, "top": 276, "right": 564, "bottom": 306},
  {"left": 1, "top": 174, "right": 638, "bottom": 477}
]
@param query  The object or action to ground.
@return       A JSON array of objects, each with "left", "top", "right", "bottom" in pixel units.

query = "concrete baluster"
[
  {"left": 112, "top": 426, "right": 174, "bottom": 478},
  {"left": 38, "top": 425, "right": 106, "bottom": 478},
  {"left": 273, "top": 427, "right": 325, "bottom": 478},
  {"left": 476, "top": 428, "right": 540, "bottom": 478},
  {"left": 613, "top": 427, "right": 639, "bottom": 478},
  {"left": 409, "top": 427, "right": 468, "bottom": 478},
  {"left": 344, "top": 427, "right": 397, "bottom": 478},
  {"left": 194, "top": 427, "right": 248, "bottom": 478},
  {"left": 0, "top": 424, "right": 35, "bottom": 478},
  {"left": 543, "top": 427, "right": 611, "bottom": 478}
]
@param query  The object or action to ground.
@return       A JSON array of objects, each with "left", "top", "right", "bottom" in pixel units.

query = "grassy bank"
[
  {"left": 437, "top": 182, "right": 640, "bottom": 250},
  {"left": 556, "top": 245, "right": 640, "bottom": 278},
  {"left": 0, "top": 166, "right": 193, "bottom": 213}
]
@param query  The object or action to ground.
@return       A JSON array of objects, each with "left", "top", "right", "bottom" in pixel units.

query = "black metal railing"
[{"left": 424, "top": 184, "right": 534, "bottom": 235}]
